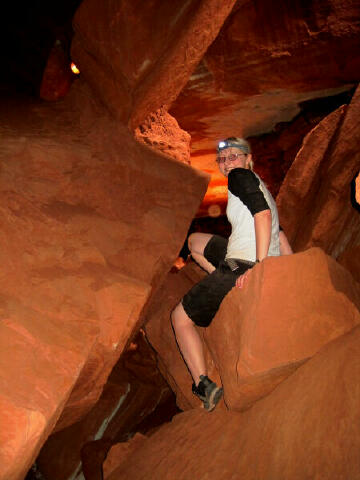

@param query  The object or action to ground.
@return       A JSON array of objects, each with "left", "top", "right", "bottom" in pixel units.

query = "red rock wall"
[{"left": 277, "top": 85, "right": 360, "bottom": 258}]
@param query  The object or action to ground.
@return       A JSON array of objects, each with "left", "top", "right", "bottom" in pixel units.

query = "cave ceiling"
[{"left": 1, "top": 0, "right": 359, "bottom": 214}]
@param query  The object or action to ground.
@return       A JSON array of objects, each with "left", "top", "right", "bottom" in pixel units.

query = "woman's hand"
[{"left": 235, "top": 268, "right": 252, "bottom": 289}]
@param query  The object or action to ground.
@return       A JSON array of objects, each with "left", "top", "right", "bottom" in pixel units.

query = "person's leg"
[
  {"left": 188, "top": 232, "right": 229, "bottom": 273},
  {"left": 171, "top": 302, "right": 206, "bottom": 385},
  {"left": 171, "top": 301, "right": 223, "bottom": 411},
  {"left": 188, "top": 232, "right": 216, "bottom": 273}
]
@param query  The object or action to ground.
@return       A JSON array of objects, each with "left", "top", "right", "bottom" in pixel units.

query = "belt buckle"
[{"left": 226, "top": 258, "right": 239, "bottom": 272}]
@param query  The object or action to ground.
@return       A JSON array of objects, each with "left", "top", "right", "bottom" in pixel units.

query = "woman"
[{"left": 171, "top": 137, "right": 282, "bottom": 411}]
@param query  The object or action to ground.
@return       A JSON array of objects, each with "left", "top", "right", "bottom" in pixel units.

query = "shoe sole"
[{"left": 204, "top": 386, "right": 223, "bottom": 412}]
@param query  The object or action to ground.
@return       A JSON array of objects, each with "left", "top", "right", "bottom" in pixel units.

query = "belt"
[{"left": 226, "top": 258, "right": 255, "bottom": 272}]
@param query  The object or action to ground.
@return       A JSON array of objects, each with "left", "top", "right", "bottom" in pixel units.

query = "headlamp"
[{"left": 217, "top": 139, "right": 250, "bottom": 154}]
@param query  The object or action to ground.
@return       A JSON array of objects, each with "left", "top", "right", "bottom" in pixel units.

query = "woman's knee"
[
  {"left": 187, "top": 233, "right": 198, "bottom": 253},
  {"left": 188, "top": 233, "right": 213, "bottom": 256}
]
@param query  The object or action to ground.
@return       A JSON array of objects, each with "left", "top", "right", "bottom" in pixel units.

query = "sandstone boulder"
[
  {"left": 146, "top": 248, "right": 360, "bottom": 412},
  {"left": 105, "top": 324, "right": 360, "bottom": 480},
  {"left": 206, "top": 247, "right": 360, "bottom": 410}
]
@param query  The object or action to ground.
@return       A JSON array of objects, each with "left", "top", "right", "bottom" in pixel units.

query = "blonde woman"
[{"left": 171, "top": 137, "right": 282, "bottom": 411}]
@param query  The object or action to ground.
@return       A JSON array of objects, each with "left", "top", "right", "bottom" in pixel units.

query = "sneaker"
[{"left": 192, "top": 375, "right": 223, "bottom": 412}]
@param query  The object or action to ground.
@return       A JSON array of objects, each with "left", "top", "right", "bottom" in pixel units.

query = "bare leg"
[
  {"left": 188, "top": 232, "right": 216, "bottom": 273},
  {"left": 171, "top": 302, "right": 206, "bottom": 385}
]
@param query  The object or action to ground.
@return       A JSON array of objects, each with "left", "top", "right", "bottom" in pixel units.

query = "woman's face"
[{"left": 217, "top": 147, "right": 251, "bottom": 177}]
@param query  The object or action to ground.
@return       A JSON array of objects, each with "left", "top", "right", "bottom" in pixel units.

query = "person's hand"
[{"left": 235, "top": 268, "right": 252, "bottom": 289}]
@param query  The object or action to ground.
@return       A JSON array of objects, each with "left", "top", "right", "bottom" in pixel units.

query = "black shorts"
[
  {"left": 182, "top": 235, "right": 253, "bottom": 327},
  {"left": 203, "top": 234, "right": 228, "bottom": 268}
]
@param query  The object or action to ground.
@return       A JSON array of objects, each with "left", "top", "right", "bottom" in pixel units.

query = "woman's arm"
[
  {"left": 236, "top": 209, "right": 271, "bottom": 289},
  {"left": 254, "top": 209, "right": 272, "bottom": 261}
]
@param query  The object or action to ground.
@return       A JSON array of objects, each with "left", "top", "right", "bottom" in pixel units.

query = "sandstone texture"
[
  {"left": 106, "top": 325, "right": 360, "bottom": 480},
  {"left": 146, "top": 248, "right": 360, "bottom": 411},
  {"left": 103, "top": 433, "right": 146, "bottom": 479},
  {"left": 134, "top": 107, "right": 191, "bottom": 164},
  {"left": 71, "top": 0, "right": 238, "bottom": 127},
  {"left": 277, "top": 85, "right": 360, "bottom": 260},
  {"left": 0, "top": 85, "right": 208, "bottom": 480}
]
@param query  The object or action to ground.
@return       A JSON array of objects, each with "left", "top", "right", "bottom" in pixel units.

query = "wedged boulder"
[
  {"left": 146, "top": 248, "right": 360, "bottom": 412},
  {"left": 105, "top": 325, "right": 360, "bottom": 480}
]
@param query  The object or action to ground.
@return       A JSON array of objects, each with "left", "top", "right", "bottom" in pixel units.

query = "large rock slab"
[
  {"left": 106, "top": 325, "right": 360, "bottom": 480},
  {"left": 146, "top": 248, "right": 360, "bottom": 411},
  {"left": 0, "top": 90, "right": 208, "bottom": 479}
]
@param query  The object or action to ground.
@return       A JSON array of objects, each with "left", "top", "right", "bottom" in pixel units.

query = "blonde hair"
[{"left": 217, "top": 137, "right": 254, "bottom": 170}]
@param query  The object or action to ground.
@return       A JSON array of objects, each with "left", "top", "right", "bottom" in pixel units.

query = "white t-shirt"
[{"left": 225, "top": 168, "right": 280, "bottom": 262}]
